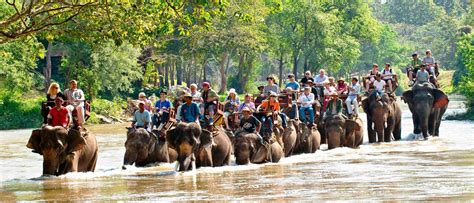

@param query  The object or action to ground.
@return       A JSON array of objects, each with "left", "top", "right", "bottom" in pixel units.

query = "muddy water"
[{"left": 0, "top": 100, "right": 473, "bottom": 201}]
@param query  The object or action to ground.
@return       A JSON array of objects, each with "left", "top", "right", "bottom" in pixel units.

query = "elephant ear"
[
  {"left": 67, "top": 129, "right": 87, "bottom": 153},
  {"left": 200, "top": 129, "right": 213, "bottom": 147},
  {"left": 27, "top": 129, "right": 42, "bottom": 154},
  {"left": 165, "top": 127, "right": 178, "bottom": 150},
  {"left": 432, "top": 89, "right": 449, "bottom": 108},
  {"left": 402, "top": 90, "right": 413, "bottom": 105},
  {"left": 361, "top": 98, "right": 369, "bottom": 114},
  {"left": 345, "top": 120, "right": 361, "bottom": 131}
]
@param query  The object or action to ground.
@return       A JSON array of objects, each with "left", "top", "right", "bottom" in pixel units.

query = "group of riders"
[{"left": 40, "top": 49, "right": 440, "bottom": 143}]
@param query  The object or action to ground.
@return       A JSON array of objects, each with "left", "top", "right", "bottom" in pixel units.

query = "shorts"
[
  {"left": 204, "top": 102, "right": 215, "bottom": 111},
  {"left": 383, "top": 78, "right": 393, "bottom": 83}
]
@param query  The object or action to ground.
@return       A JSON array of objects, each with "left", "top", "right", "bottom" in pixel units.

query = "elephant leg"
[
  {"left": 87, "top": 149, "right": 99, "bottom": 172},
  {"left": 393, "top": 121, "right": 402, "bottom": 141},
  {"left": 428, "top": 112, "right": 436, "bottom": 136},
  {"left": 367, "top": 116, "right": 376, "bottom": 143},
  {"left": 413, "top": 114, "right": 421, "bottom": 134},
  {"left": 384, "top": 118, "right": 394, "bottom": 142}
]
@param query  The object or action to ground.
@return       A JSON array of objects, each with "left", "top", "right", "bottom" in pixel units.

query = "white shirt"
[
  {"left": 323, "top": 86, "right": 336, "bottom": 96},
  {"left": 373, "top": 80, "right": 386, "bottom": 92},
  {"left": 298, "top": 92, "right": 315, "bottom": 107},
  {"left": 348, "top": 83, "right": 360, "bottom": 96},
  {"left": 64, "top": 88, "right": 85, "bottom": 107}
]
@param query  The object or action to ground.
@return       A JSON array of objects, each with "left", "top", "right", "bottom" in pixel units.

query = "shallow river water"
[{"left": 0, "top": 100, "right": 473, "bottom": 201}]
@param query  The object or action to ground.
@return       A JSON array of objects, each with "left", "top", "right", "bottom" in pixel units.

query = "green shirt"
[
  {"left": 326, "top": 99, "right": 343, "bottom": 115},
  {"left": 411, "top": 58, "right": 423, "bottom": 69},
  {"left": 201, "top": 88, "right": 218, "bottom": 102}
]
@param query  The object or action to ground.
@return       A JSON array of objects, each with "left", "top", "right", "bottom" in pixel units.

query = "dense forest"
[{"left": 0, "top": 0, "right": 472, "bottom": 129}]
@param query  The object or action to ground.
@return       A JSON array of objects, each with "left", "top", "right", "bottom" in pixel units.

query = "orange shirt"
[{"left": 261, "top": 100, "right": 280, "bottom": 112}]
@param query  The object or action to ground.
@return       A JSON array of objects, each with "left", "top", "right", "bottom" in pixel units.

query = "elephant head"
[
  {"left": 402, "top": 83, "right": 449, "bottom": 137},
  {"left": 123, "top": 128, "right": 156, "bottom": 167},
  {"left": 233, "top": 133, "right": 269, "bottom": 164},
  {"left": 362, "top": 93, "right": 394, "bottom": 142},
  {"left": 26, "top": 126, "right": 87, "bottom": 175},
  {"left": 343, "top": 119, "right": 363, "bottom": 148},
  {"left": 324, "top": 115, "right": 346, "bottom": 149},
  {"left": 166, "top": 122, "right": 212, "bottom": 171}
]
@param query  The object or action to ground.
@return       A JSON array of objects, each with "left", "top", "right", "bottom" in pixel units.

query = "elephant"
[
  {"left": 362, "top": 92, "right": 402, "bottom": 143},
  {"left": 402, "top": 82, "right": 449, "bottom": 139},
  {"left": 294, "top": 123, "right": 321, "bottom": 154},
  {"left": 342, "top": 118, "right": 364, "bottom": 148},
  {"left": 282, "top": 119, "right": 298, "bottom": 157},
  {"left": 122, "top": 128, "right": 178, "bottom": 169},
  {"left": 166, "top": 122, "right": 232, "bottom": 171},
  {"left": 26, "top": 126, "right": 98, "bottom": 176},
  {"left": 233, "top": 132, "right": 283, "bottom": 165}
]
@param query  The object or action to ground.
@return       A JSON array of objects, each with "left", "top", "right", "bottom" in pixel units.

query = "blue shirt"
[
  {"left": 180, "top": 102, "right": 201, "bottom": 123},
  {"left": 133, "top": 110, "right": 151, "bottom": 127},
  {"left": 285, "top": 81, "right": 300, "bottom": 90},
  {"left": 155, "top": 99, "right": 171, "bottom": 110}
]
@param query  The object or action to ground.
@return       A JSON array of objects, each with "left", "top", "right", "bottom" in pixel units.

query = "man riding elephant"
[
  {"left": 257, "top": 92, "right": 288, "bottom": 132},
  {"left": 47, "top": 97, "right": 70, "bottom": 128},
  {"left": 131, "top": 101, "right": 152, "bottom": 130},
  {"left": 201, "top": 82, "right": 219, "bottom": 125}
]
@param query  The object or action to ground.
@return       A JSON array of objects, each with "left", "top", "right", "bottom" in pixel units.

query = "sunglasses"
[{"left": 52, "top": 87, "right": 58, "bottom": 89}]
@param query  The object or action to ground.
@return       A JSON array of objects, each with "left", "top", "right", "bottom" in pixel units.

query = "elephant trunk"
[
  {"left": 327, "top": 127, "right": 343, "bottom": 150},
  {"left": 178, "top": 154, "right": 193, "bottom": 171},
  {"left": 42, "top": 148, "right": 60, "bottom": 176},
  {"left": 415, "top": 103, "right": 432, "bottom": 139},
  {"left": 122, "top": 150, "right": 137, "bottom": 168}
]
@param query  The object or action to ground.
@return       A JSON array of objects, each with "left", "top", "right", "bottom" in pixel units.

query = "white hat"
[
  {"left": 190, "top": 83, "right": 197, "bottom": 88},
  {"left": 138, "top": 92, "right": 146, "bottom": 98},
  {"left": 228, "top": 88, "right": 236, "bottom": 94},
  {"left": 304, "top": 86, "right": 311, "bottom": 90}
]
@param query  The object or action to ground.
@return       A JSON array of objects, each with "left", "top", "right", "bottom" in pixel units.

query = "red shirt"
[{"left": 48, "top": 107, "right": 69, "bottom": 127}]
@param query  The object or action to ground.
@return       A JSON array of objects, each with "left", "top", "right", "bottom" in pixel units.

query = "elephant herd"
[{"left": 26, "top": 82, "right": 449, "bottom": 175}]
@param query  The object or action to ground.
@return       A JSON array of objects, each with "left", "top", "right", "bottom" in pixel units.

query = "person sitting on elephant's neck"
[
  {"left": 373, "top": 74, "right": 386, "bottom": 96},
  {"left": 299, "top": 86, "right": 316, "bottom": 126},
  {"left": 42, "top": 83, "right": 67, "bottom": 124},
  {"left": 47, "top": 97, "right": 70, "bottom": 128},
  {"left": 258, "top": 92, "right": 288, "bottom": 129},
  {"left": 239, "top": 107, "right": 264, "bottom": 140},
  {"left": 325, "top": 92, "right": 343, "bottom": 118},
  {"left": 415, "top": 64, "right": 430, "bottom": 85},
  {"left": 346, "top": 77, "right": 361, "bottom": 119},
  {"left": 201, "top": 82, "right": 218, "bottom": 125},
  {"left": 153, "top": 91, "right": 171, "bottom": 130},
  {"left": 264, "top": 76, "right": 280, "bottom": 96},
  {"left": 132, "top": 101, "right": 152, "bottom": 130},
  {"left": 381, "top": 63, "right": 394, "bottom": 93},
  {"left": 408, "top": 52, "right": 423, "bottom": 86},
  {"left": 181, "top": 93, "right": 201, "bottom": 124}
]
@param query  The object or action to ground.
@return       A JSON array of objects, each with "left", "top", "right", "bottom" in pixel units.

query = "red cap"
[{"left": 202, "top": 82, "right": 210, "bottom": 87}]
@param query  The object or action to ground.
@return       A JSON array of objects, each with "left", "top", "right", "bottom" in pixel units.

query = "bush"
[
  {"left": 87, "top": 98, "right": 127, "bottom": 124},
  {"left": 0, "top": 91, "right": 43, "bottom": 130}
]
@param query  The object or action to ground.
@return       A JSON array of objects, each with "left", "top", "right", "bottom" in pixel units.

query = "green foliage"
[
  {"left": 87, "top": 98, "right": 127, "bottom": 124},
  {"left": 0, "top": 91, "right": 43, "bottom": 130},
  {"left": 0, "top": 37, "right": 44, "bottom": 92},
  {"left": 456, "top": 33, "right": 474, "bottom": 98}
]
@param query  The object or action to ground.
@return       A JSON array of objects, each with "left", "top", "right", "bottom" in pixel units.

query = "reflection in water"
[{"left": 0, "top": 101, "right": 473, "bottom": 201}]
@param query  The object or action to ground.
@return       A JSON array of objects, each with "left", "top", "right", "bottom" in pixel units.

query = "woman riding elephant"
[
  {"left": 402, "top": 82, "right": 449, "bottom": 139},
  {"left": 122, "top": 128, "right": 177, "bottom": 169},
  {"left": 166, "top": 122, "right": 232, "bottom": 171},
  {"left": 362, "top": 91, "right": 402, "bottom": 143},
  {"left": 26, "top": 126, "right": 98, "bottom": 176}
]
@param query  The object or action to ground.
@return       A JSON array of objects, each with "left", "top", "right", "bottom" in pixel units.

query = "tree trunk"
[
  {"left": 43, "top": 40, "right": 52, "bottom": 92},
  {"left": 218, "top": 52, "right": 229, "bottom": 94},
  {"left": 203, "top": 58, "right": 208, "bottom": 82},
  {"left": 156, "top": 63, "right": 163, "bottom": 86},
  {"left": 293, "top": 51, "right": 299, "bottom": 77},
  {"left": 177, "top": 58, "right": 183, "bottom": 85},
  {"left": 278, "top": 53, "right": 284, "bottom": 87},
  {"left": 164, "top": 63, "right": 169, "bottom": 87},
  {"left": 170, "top": 60, "right": 175, "bottom": 87}
]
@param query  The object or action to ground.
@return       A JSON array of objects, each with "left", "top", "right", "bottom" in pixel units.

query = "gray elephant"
[
  {"left": 122, "top": 128, "right": 177, "bottom": 169},
  {"left": 233, "top": 132, "right": 283, "bottom": 165},
  {"left": 27, "top": 126, "right": 98, "bottom": 176},
  {"left": 166, "top": 122, "right": 232, "bottom": 171},
  {"left": 342, "top": 117, "right": 364, "bottom": 148},
  {"left": 362, "top": 92, "right": 402, "bottom": 143},
  {"left": 402, "top": 82, "right": 449, "bottom": 139},
  {"left": 324, "top": 115, "right": 364, "bottom": 149},
  {"left": 294, "top": 123, "right": 320, "bottom": 154},
  {"left": 282, "top": 119, "right": 298, "bottom": 156}
]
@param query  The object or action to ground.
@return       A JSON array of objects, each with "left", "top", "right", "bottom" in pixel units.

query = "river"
[{"left": 0, "top": 100, "right": 473, "bottom": 201}]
